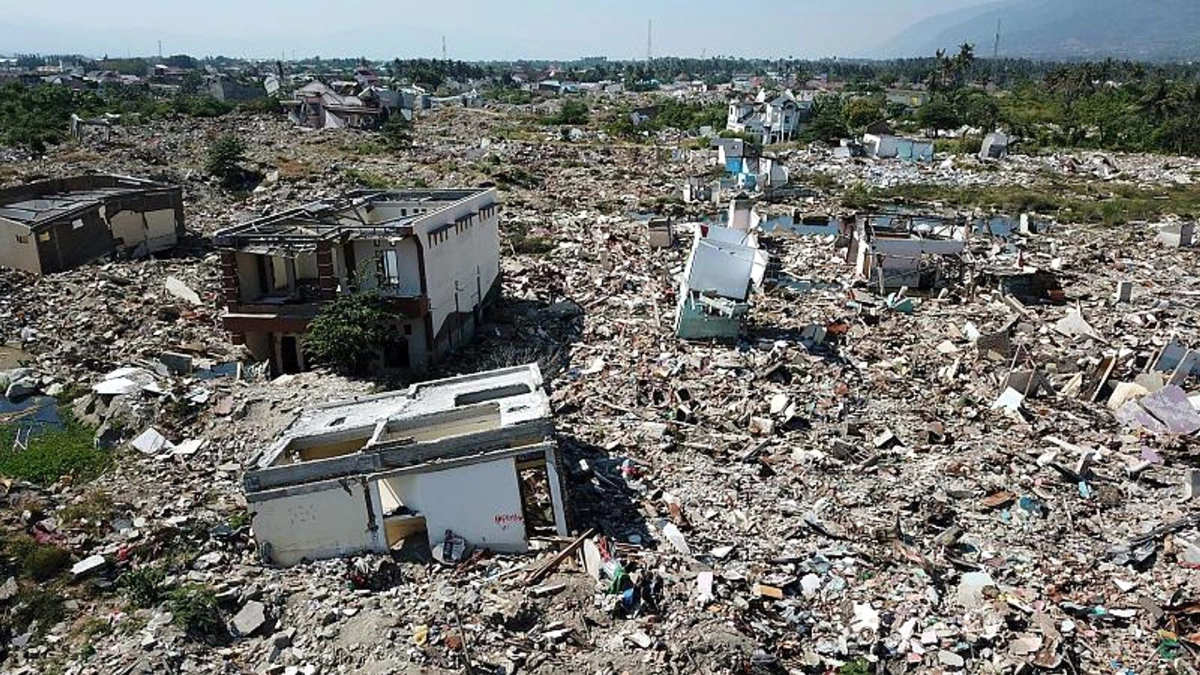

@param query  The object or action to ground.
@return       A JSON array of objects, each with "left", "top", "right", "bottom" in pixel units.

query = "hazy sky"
[{"left": 0, "top": 0, "right": 1000, "bottom": 60}]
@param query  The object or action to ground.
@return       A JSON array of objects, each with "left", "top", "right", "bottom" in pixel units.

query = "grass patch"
[
  {"left": 841, "top": 181, "right": 1200, "bottom": 226},
  {"left": 11, "top": 586, "right": 66, "bottom": 637},
  {"left": 0, "top": 415, "right": 107, "bottom": 485},
  {"left": 168, "top": 584, "right": 225, "bottom": 640},
  {"left": 343, "top": 168, "right": 392, "bottom": 190},
  {"left": 5, "top": 535, "right": 71, "bottom": 581},
  {"left": 119, "top": 566, "right": 167, "bottom": 608},
  {"left": 839, "top": 658, "right": 872, "bottom": 675}
]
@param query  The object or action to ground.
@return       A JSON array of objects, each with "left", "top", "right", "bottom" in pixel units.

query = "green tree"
[
  {"left": 204, "top": 134, "right": 247, "bottom": 187},
  {"left": 546, "top": 99, "right": 589, "bottom": 125},
  {"left": 380, "top": 112, "right": 412, "bottom": 149},
  {"left": 801, "top": 96, "right": 849, "bottom": 143},
  {"left": 844, "top": 95, "right": 887, "bottom": 131},
  {"left": 917, "top": 98, "right": 961, "bottom": 136},
  {"left": 302, "top": 290, "right": 402, "bottom": 374}
]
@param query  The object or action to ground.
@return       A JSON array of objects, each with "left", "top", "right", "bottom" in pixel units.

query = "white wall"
[
  {"left": 416, "top": 192, "right": 500, "bottom": 344},
  {"left": 250, "top": 479, "right": 386, "bottom": 566},
  {"left": 381, "top": 457, "right": 527, "bottom": 553},
  {"left": 352, "top": 238, "right": 422, "bottom": 296}
]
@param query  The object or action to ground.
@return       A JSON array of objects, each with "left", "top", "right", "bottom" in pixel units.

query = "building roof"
[
  {"left": 213, "top": 188, "right": 492, "bottom": 249},
  {"left": 254, "top": 363, "right": 549, "bottom": 471},
  {"left": 0, "top": 175, "right": 177, "bottom": 230}
]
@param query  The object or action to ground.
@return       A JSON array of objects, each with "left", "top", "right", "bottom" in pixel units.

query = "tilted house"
[
  {"left": 243, "top": 363, "right": 569, "bottom": 567},
  {"left": 0, "top": 175, "right": 184, "bottom": 274},
  {"left": 214, "top": 188, "right": 499, "bottom": 375}
]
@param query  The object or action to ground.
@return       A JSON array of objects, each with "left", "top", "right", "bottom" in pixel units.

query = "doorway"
[{"left": 280, "top": 335, "right": 302, "bottom": 374}]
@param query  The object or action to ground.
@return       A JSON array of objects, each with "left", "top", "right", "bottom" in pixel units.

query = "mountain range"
[{"left": 877, "top": 0, "right": 1200, "bottom": 61}]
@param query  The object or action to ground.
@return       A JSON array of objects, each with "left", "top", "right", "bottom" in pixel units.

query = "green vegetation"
[
  {"left": 0, "top": 417, "right": 108, "bottom": 485},
  {"left": 343, "top": 168, "right": 393, "bottom": 189},
  {"left": 801, "top": 96, "right": 849, "bottom": 143},
  {"left": 4, "top": 536, "right": 72, "bottom": 582},
  {"left": 120, "top": 566, "right": 167, "bottom": 608},
  {"left": 839, "top": 658, "right": 872, "bottom": 675},
  {"left": 303, "top": 290, "right": 405, "bottom": 374},
  {"left": 488, "top": 88, "right": 534, "bottom": 105},
  {"left": 167, "top": 585, "right": 224, "bottom": 639},
  {"left": 507, "top": 222, "right": 556, "bottom": 255},
  {"left": 0, "top": 81, "right": 235, "bottom": 153},
  {"left": 544, "top": 99, "right": 589, "bottom": 126},
  {"left": 204, "top": 134, "right": 247, "bottom": 188},
  {"left": 842, "top": 181, "right": 1200, "bottom": 226},
  {"left": 10, "top": 587, "right": 66, "bottom": 637},
  {"left": 380, "top": 113, "right": 413, "bottom": 149},
  {"left": 607, "top": 98, "right": 726, "bottom": 138}
]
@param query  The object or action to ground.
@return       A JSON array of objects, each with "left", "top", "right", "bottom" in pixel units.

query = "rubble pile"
[{"left": 2, "top": 105, "right": 1200, "bottom": 675}]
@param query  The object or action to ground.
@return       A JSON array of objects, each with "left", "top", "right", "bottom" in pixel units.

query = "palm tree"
[{"left": 955, "top": 43, "right": 976, "bottom": 84}]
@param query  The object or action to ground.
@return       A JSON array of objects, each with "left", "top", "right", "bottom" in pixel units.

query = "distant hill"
[{"left": 876, "top": 0, "right": 1200, "bottom": 61}]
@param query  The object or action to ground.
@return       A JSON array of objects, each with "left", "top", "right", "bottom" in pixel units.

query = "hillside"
[{"left": 876, "top": 0, "right": 1200, "bottom": 61}]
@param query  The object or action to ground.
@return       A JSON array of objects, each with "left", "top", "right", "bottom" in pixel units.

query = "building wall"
[
  {"left": 380, "top": 457, "right": 528, "bottom": 553},
  {"left": 416, "top": 191, "right": 500, "bottom": 357},
  {"left": 0, "top": 219, "right": 42, "bottom": 274},
  {"left": 352, "top": 238, "right": 422, "bottom": 296},
  {"left": 251, "top": 478, "right": 387, "bottom": 567},
  {"left": 35, "top": 210, "right": 115, "bottom": 274}
]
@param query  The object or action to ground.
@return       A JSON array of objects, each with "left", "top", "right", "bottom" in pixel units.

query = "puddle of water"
[
  {"left": 194, "top": 362, "right": 240, "bottom": 381},
  {"left": 0, "top": 395, "right": 64, "bottom": 433}
]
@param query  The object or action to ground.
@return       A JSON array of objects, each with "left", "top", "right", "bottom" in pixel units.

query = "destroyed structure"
[
  {"left": 0, "top": 175, "right": 184, "bottom": 274},
  {"left": 282, "top": 80, "right": 411, "bottom": 130},
  {"left": 675, "top": 222, "right": 768, "bottom": 340},
  {"left": 243, "top": 363, "right": 568, "bottom": 566},
  {"left": 862, "top": 131, "right": 935, "bottom": 161},
  {"left": 725, "top": 90, "right": 807, "bottom": 145},
  {"left": 214, "top": 188, "right": 499, "bottom": 375},
  {"left": 842, "top": 213, "right": 968, "bottom": 290}
]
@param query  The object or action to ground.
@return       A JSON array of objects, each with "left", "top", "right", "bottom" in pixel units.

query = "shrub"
[
  {"left": 59, "top": 491, "right": 116, "bottom": 533},
  {"left": 544, "top": 99, "right": 589, "bottom": 126},
  {"left": 12, "top": 587, "right": 66, "bottom": 637},
  {"left": 205, "top": 134, "right": 247, "bottom": 187},
  {"left": 303, "top": 290, "right": 404, "bottom": 374},
  {"left": 0, "top": 416, "right": 108, "bottom": 485},
  {"left": 120, "top": 566, "right": 167, "bottom": 608},
  {"left": 8, "top": 539, "right": 72, "bottom": 582},
  {"left": 380, "top": 113, "right": 412, "bottom": 149},
  {"left": 168, "top": 585, "right": 224, "bottom": 639}
]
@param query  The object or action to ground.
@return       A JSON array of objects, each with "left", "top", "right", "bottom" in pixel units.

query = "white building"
[
  {"left": 726, "top": 89, "right": 807, "bottom": 145},
  {"left": 244, "top": 363, "right": 569, "bottom": 566},
  {"left": 215, "top": 188, "right": 500, "bottom": 375}
]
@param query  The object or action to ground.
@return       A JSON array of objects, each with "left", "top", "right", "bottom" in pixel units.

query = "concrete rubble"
[{"left": 1, "top": 106, "right": 1200, "bottom": 675}]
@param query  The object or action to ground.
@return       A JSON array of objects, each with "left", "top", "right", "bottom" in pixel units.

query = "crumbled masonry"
[{"left": 2, "top": 107, "right": 1200, "bottom": 675}]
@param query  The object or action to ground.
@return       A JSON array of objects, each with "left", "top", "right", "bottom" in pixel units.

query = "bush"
[
  {"left": 168, "top": 585, "right": 224, "bottom": 639},
  {"left": 0, "top": 416, "right": 108, "bottom": 485},
  {"left": 544, "top": 99, "right": 589, "bottom": 126},
  {"left": 120, "top": 566, "right": 167, "bottom": 608},
  {"left": 11, "top": 587, "right": 65, "bottom": 637},
  {"left": 205, "top": 134, "right": 247, "bottom": 187},
  {"left": 5, "top": 537, "right": 72, "bottom": 582},
  {"left": 303, "top": 291, "right": 404, "bottom": 374},
  {"left": 380, "top": 113, "right": 412, "bottom": 150},
  {"left": 59, "top": 491, "right": 116, "bottom": 533}
]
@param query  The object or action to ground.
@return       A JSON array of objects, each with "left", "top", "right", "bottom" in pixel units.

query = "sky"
[{"left": 0, "top": 0, "right": 1000, "bottom": 61}]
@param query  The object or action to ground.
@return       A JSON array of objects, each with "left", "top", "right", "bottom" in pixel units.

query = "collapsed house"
[
  {"left": 243, "top": 363, "right": 569, "bottom": 566},
  {"left": 979, "top": 131, "right": 1012, "bottom": 160},
  {"left": 675, "top": 223, "right": 768, "bottom": 341},
  {"left": 281, "top": 81, "right": 410, "bottom": 130},
  {"left": 0, "top": 175, "right": 184, "bottom": 275},
  {"left": 213, "top": 188, "right": 499, "bottom": 375},
  {"left": 682, "top": 176, "right": 720, "bottom": 204},
  {"left": 841, "top": 213, "right": 968, "bottom": 290},
  {"left": 862, "top": 129, "right": 935, "bottom": 162}
]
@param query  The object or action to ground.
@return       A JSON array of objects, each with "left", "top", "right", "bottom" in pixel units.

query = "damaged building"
[
  {"left": 841, "top": 213, "right": 968, "bottom": 290},
  {"left": 214, "top": 188, "right": 499, "bottom": 375},
  {"left": 0, "top": 175, "right": 184, "bottom": 275},
  {"left": 243, "top": 363, "right": 569, "bottom": 567},
  {"left": 675, "top": 223, "right": 768, "bottom": 341},
  {"left": 282, "top": 80, "right": 410, "bottom": 130}
]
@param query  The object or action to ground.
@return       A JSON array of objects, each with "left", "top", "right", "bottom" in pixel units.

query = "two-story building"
[
  {"left": 213, "top": 188, "right": 500, "bottom": 375},
  {"left": 726, "top": 89, "right": 809, "bottom": 145}
]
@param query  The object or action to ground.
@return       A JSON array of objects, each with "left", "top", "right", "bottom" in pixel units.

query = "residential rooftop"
[
  {"left": 253, "top": 363, "right": 549, "bottom": 471},
  {"left": 0, "top": 175, "right": 176, "bottom": 229},
  {"left": 213, "top": 187, "right": 491, "bottom": 249}
]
